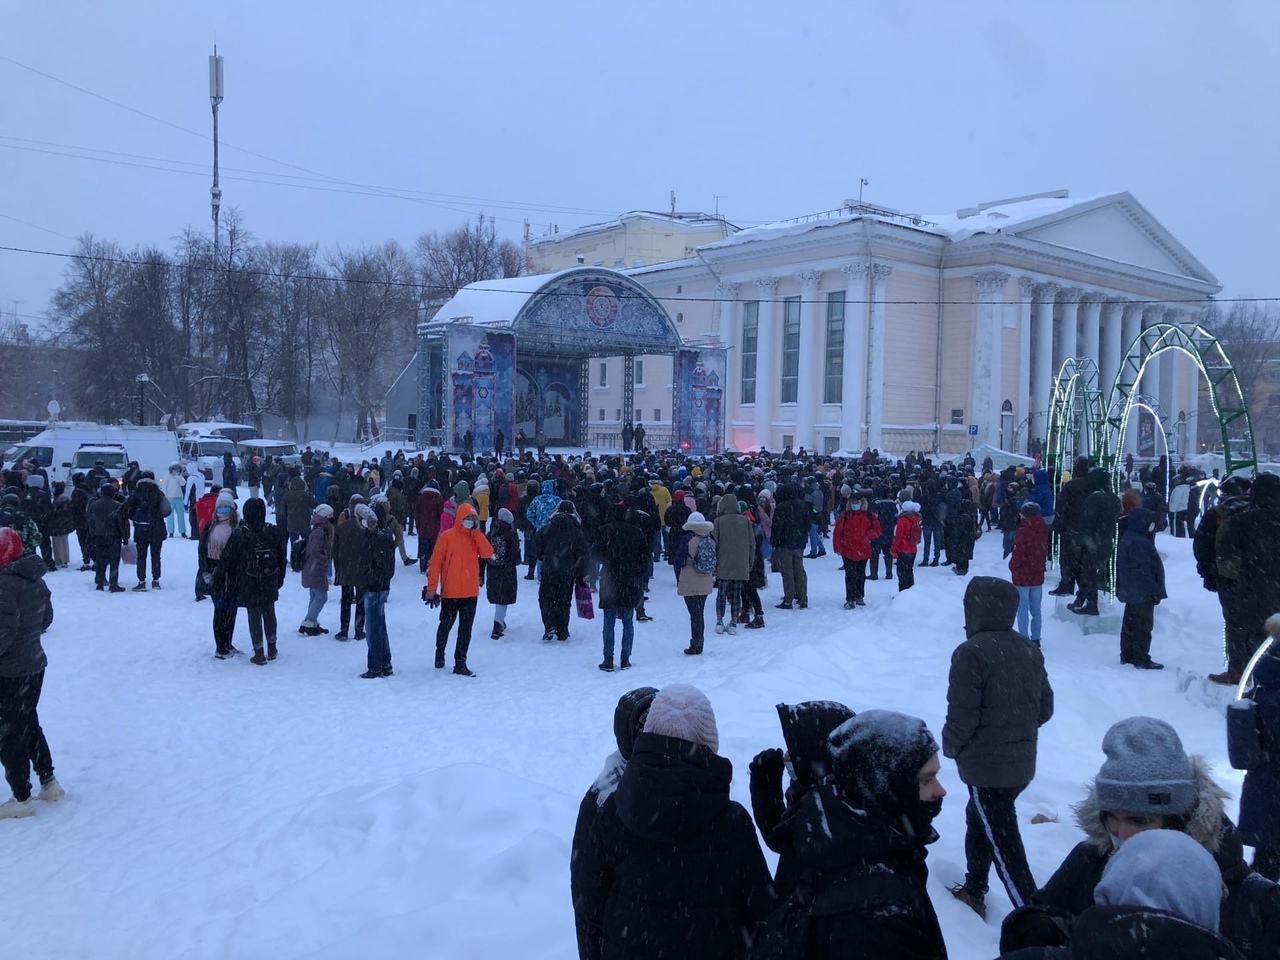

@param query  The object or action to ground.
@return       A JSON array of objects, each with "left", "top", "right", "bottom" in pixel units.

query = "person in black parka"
[
  {"left": 754, "top": 710, "right": 949, "bottom": 960},
  {"left": 1115, "top": 506, "right": 1167, "bottom": 669},
  {"left": 213, "top": 497, "right": 287, "bottom": 665},
  {"left": 570, "top": 686, "right": 659, "bottom": 960},
  {"left": 528, "top": 500, "right": 590, "bottom": 642},
  {"left": 1216, "top": 473, "right": 1280, "bottom": 683},
  {"left": 593, "top": 501, "right": 649, "bottom": 671},
  {"left": 1230, "top": 619, "right": 1280, "bottom": 882},
  {"left": 576, "top": 684, "right": 775, "bottom": 960},
  {"left": 1070, "top": 468, "right": 1120, "bottom": 617},
  {"left": 1049, "top": 456, "right": 1092, "bottom": 597},
  {"left": 484, "top": 507, "right": 520, "bottom": 639}
]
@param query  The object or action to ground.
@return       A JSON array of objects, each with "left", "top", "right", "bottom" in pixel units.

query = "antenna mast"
[{"left": 209, "top": 47, "right": 225, "bottom": 263}]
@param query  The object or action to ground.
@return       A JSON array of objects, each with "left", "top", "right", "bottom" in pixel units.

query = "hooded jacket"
[
  {"left": 1023, "top": 756, "right": 1280, "bottom": 960},
  {"left": 281, "top": 477, "right": 316, "bottom": 537},
  {"left": 943, "top": 577, "right": 1054, "bottom": 787},
  {"left": 771, "top": 483, "right": 811, "bottom": 550},
  {"left": 124, "top": 477, "right": 167, "bottom": 542},
  {"left": 414, "top": 485, "right": 445, "bottom": 541},
  {"left": 1029, "top": 468, "right": 1056, "bottom": 521},
  {"left": 833, "top": 504, "right": 880, "bottom": 562},
  {"left": 593, "top": 505, "right": 649, "bottom": 609},
  {"left": 0, "top": 552, "right": 53, "bottom": 678},
  {"left": 711, "top": 494, "right": 756, "bottom": 581},
  {"left": 483, "top": 514, "right": 520, "bottom": 607},
  {"left": 300, "top": 511, "right": 334, "bottom": 590},
  {"left": 532, "top": 508, "right": 590, "bottom": 581},
  {"left": 1116, "top": 506, "right": 1167, "bottom": 605},
  {"left": 1216, "top": 474, "right": 1280, "bottom": 629},
  {"left": 1009, "top": 512, "right": 1050, "bottom": 587},
  {"left": 1055, "top": 456, "right": 1093, "bottom": 538},
  {"left": 575, "top": 732, "right": 775, "bottom": 960},
  {"left": 527, "top": 480, "right": 562, "bottom": 531},
  {"left": 1078, "top": 469, "right": 1121, "bottom": 558},
  {"left": 214, "top": 497, "right": 287, "bottom": 608},
  {"left": 425, "top": 503, "right": 493, "bottom": 599},
  {"left": 571, "top": 687, "right": 660, "bottom": 957}
]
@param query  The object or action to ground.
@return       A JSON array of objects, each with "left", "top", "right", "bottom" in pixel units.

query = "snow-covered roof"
[
  {"left": 529, "top": 210, "right": 734, "bottom": 246},
  {"left": 425, "top": 273, "right": 564, "bottom": 328}
]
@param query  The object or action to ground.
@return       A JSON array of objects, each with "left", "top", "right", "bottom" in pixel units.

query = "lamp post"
[{"left": 136, "top": 374, "right": 150, "bottom": 426}]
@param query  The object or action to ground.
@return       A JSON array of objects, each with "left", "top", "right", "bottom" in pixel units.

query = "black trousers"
[
  {"left": 843, "top": 559, "right": 866, "bottom": 603},
  {"left": 1120, "top": 599, "right": 1155, "bottom": 663},
  {"left": 93, "top": 538, "right": 121, "bottom": 587},
  {"left": 246, "top": 603, "right": 278, "bottom": 652},
  {"left": 1075, "top": 550, "right": 1104, "bottom": 608},
  {"left": 340, "top": 585, "right": 366, "bottom": 635},
  {"left": 743, "top": 583, "right": 763, "bottom": 617},
  {"left": 896, "top": 553, "right": 915, "bottom": 591},
  {"left": 539, "top": 574, "right": 574, "bottom": 639},
  {"left": 684, "top": 594, "right": 708, "bottom": 651},
  {"left": 964, "top": 784, "right": 1036, "bottom": 907},
  {"left": 436, "top": 596, "right": 476, "bottom": 666},
  {"left": 1219, "top": 588, "right": 1261, "bottom": 676},
  {"left": 1055, "top": 535, "right": 1080, "bottom": 592},
  {"left": 0, "top": 670, "right": 53, "bottom": 802},
  {"left": 869, "top": 547, "right": 892, "bottom": 579},
  {"left": 136, "top": 538, "right": 162, "bottom": 583},
  {"left": 213, "top": 603, "right": 237, "bottom": 655}
]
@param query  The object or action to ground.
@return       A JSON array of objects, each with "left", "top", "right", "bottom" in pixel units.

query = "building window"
[
  {"left": 780, "top": 296, "right": 801, "bottom": 403},
  {"left": 741, "top": 301, "right": 759, "bottom": 404},
  {"left": 616, "top": 408, "right": 622, "bottom": 420},
  {"left": 653, "top": 407, "right": 661, "bottom": 421},
  {"left": 598, "top": 361, "right": 608, "bottom": 388},
  {"left": 824, "top": 291, "right": 845, "bottom": 404},
  {"left": 598, "top": 408, "right": 605, "bottom": 421},
  {"left": 951, "top": 408, "right": 965, "bottom": 425},
  {"left": 634, "top": 409, "right": 642, "bottom": 422},
  {"left": 635, "top": 359, "right": 644, "bottom": 386}
]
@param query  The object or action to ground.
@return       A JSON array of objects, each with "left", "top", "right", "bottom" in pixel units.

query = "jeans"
[
  {"left": 1015, "top": 584, "right": 1042, "bottom": 641},
  {"left": 808, "top": 524, "right": 822, "bottom": 555},
  {"left": 964, "top": 784, "right": 1036, "bottom": 907},
  {"left": 0, "top": 670, "right": 53, "bottom": 802},
  {"left": 685, "top": 594, "right": 707, "bottom": 651},
  {"left": 246, "top": 603, "right": 278, "bottom": 653},
  {"left": 922, "top": 524, "right": 943, "bottom": 562},
  {"left": 166, "top": 497, "right": 187, "bottom": 537},
  {"left": 364, "top": 589, "right": 391, "bottom": 672},
  {"left": 652, "top": 529, "right": 663, "bottom": 563},
  {"left": 493, "top": 602, "right": 508, "bottom": 626},
  {"left": 1002, "top": 529, "right": 1016, "bottom": 558},
  {"left": 306, "top": 587, "right": 328, "bottom": 623},
  {"left": 602, "top": 607, "right": 634, "bottom": 661}
]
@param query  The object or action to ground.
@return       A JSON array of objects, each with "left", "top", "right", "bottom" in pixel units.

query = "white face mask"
[
  {"left": 462, "top": 516, "right": 477, "bottom": 530},
  {"left": 1108, "top": 831, "right": 1127, "bottom": 853}
]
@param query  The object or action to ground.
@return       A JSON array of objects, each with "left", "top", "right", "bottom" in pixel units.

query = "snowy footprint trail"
[{"left": 3, "top": 519, "right": 1236, "bottom": 959}]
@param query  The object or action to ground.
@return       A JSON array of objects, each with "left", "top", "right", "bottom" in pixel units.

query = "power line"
[{"left": 0, "top": 242, "right": 1273, "bottom": 309}]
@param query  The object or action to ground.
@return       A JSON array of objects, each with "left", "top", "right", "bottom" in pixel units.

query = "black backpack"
[
  {"left": 289, "top": 538, "right": 307, "bottom": 573},
  {"left": 245, "top": 532, "right": 280, "bottom": 579}
]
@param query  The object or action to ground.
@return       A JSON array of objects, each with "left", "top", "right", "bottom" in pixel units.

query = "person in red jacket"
[
  {"left": 1008, "top": 500, "right": 1049, "bottom": 643},
  {"left": 833, "top": 490, "right": 881, "bottom": 609},
  {"left": 415, "top": 480, "right": 444, "bottom": 571},
  {"left": 425, "top": 502, "right": 493, "bottom": 677},
  {"left": 890, "top": 501, "right": 922, "bottom": 592}
]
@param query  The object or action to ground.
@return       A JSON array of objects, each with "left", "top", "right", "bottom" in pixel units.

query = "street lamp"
[{"left": 136, "top": 374, "right": 151, "bottom": 426}]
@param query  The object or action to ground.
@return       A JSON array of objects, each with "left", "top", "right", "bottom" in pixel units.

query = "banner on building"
[
  {"left": 444, "top": 326, "right": 515, "bottom": 454},
  {"left": 1137, "top": 407, "right": 1157, "bottom": 459},
  {"left": 674, "top": 347, "right": 726, "bottom": 454}
]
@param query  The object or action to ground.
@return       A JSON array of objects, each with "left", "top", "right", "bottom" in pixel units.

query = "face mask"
[
  {"left": 919, "top": 797, "right": 944, "bottom": 828},
  {"left": 851, "top": 502, "right": 862, "bottom": 511},
  {"left": 216, "top": 506, "right": 232, "bottom": 515},
  {"left": 1108, "top": 830, "right": 1127, "bottom": 853},
  {"left": 462, "top": 516, "right": 477, "bottom": 530}
]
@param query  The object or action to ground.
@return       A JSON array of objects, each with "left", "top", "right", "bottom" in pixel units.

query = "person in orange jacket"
[
  {"left": 425, "top": 502, "right": 493, "bottom": 677},
  {"left": 890, "top": 500, "right": 922, "bottom": 593}
]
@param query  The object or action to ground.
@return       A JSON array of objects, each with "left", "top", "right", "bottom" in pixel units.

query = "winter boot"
[
  {"left": 1208, "top": 667, "right": 1241, "bottom": 686},
  {"left": 746, "top": 615, "right": 765, "bottom": 629},
  {"left": 868, "top": 558, "right": 879, "bottom": 580},
  {"left": 250, "top": 650, "right": 267, "bottom": 665},
  {"left": 453, "top": 664, "right": 476, "bottom": 677},
  {"left": 435, "top": 647, "right": 446, "bottom": 669},
  {"left": 0, "top": 797, "right": 35, "bottom": 820},
  {"left": 948, "top": 883, "right": 987, "bottom": 920},
  {"left": 108, "top": 583, "right": 126, "bottom": 593},
  {"left": 132, "top": 581, "right": 147, "bottom": 592},
  {"left": 359, "top": 669, "right": 383, "bottom": 679},
  {"left": 267, "top": 640, "right": 278, "bottom": 661},
  {"left": 37, "top": 778, "right": 65, "bottom": 802},
  {"left": 1132, "top": 658, "right": 1165, "bottom": 670},
  {"left": 151, "top": 580, "right": 161, "bottom": 589},
  {"left": 619, "top": 655, "right": 631, "bottom": 670},
  {"left": 683, "top": 642, "right": 702, "bottom": 655},
  {"left": 775, "top": 600, "right": 793, "bottom": 610},
  {"left": 1048, "top": 582, "right": 1074, "bottom": 597},
  {"left": 334, "top": 631, "right": 349, "bottom": 642},
  {"left": 491, "top": 621, "right": 502, "bottom": 640},
  {"left": 598, "top": 656, "right": 615, "bottom": 672}
]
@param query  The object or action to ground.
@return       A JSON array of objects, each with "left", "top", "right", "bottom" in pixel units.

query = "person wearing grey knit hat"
[
  {"left": 485, "top": 506, "right": 520, "bottom": 639},
  {"left": 1094, "top": 717, "right": 1197, "bottom": 822}
]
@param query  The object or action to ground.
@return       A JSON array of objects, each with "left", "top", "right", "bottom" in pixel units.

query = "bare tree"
[
  {"left": 1202, "top": 302, "right": 1280, "bottom": 410},
  {"left": 415, "top": 213, "right": 525, "bottom": 310}
]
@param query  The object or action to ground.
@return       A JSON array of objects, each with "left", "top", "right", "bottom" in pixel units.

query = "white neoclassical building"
[{"left": 586, "top": 189, "right": 1220, "bottom": 456}]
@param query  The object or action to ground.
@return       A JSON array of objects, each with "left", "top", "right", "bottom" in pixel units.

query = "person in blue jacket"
[
  {"left": 1115, "top": 505, "right": 1166, "bottom": 670},
  {"left": 1029, "top": 467, "right": 1055, "bottom": 526}
]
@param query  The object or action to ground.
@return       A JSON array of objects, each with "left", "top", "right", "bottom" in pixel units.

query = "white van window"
[
  {"left": 12, "top": 446, "right": 54, "bottom": 468},
  {"left": 198, "top": 440, "right": 237, "bottom": 457}
]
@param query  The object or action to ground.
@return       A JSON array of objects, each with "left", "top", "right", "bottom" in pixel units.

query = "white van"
[
  {"left": 70, "top": 444, "right": 130, "bottom": 480},
  {"left": 178, "top": 434, "right": 241, "bottom": 482},
  {"left": 237, "top": 438, "right": 301, "bottom": 467},
  {"left": 3, "top": 424, "right": 180, "bottom": 485}
]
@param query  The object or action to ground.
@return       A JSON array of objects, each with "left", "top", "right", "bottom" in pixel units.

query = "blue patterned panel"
[{"left": 514, "top": 269, "right": 682, "bottom": 351}]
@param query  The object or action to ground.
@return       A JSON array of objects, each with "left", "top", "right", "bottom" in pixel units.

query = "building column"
[
  {"left": 753, "top": 276, "right": 779, "bottom": 450},
  {"left": 1032, "top": 282, "right": 1059, "bottom": 442},
  {"left": 794, "top": 270, "right": 822, "bottom": 452},
  {"left": 1080, "top": 292, "right": 1103, "bottom": 367},
  {"left": 973, "top": 272, "right": 1010, "bottom": 446},
  {"left": 1141, "top": 306, "right": 1161, "bottom": 410},
  {"left": 1120, "top": 302, "right": 1145, "bottom": 458},
  {"left": 1099, "top": 299, "right": 1126, "bottom": 403},
  {"left": 866, "top": 263, "right": 893, "bottom": 451},
  {"left": 1055, "top": 287, "right": 1082, "bottom": 370},
  {"left": 840, "top": 263, "right": 868, "bottom": 451},
  {"left": 1016, "top": 278, "right": 1035, "bottom": 453},
  {"left": 1162, "top": 308, "right": 1186, "bottom": 447},
  {"left": 717, "top": 282, "right": 739, "bottom": 416}
]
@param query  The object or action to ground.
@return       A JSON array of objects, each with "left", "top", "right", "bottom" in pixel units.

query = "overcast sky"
[{"left": 2, "top": 1, "right": 1277, "bottom": 326}]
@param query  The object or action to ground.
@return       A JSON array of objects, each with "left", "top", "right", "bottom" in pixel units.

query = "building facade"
[
  {"left": 590, "top": 190, "right": 1220, "bottom": 456},
  {"left": 525, "top": 210, "right": 735, "bottom": 275}
]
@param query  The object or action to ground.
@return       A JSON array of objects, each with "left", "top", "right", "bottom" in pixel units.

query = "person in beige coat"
[{"left": 675, "top": 512, "right": 715, "bottom": 655}]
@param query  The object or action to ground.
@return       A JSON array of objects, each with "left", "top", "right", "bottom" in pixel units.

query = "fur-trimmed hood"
[{"left": 1074, "top": 754, "right": 1229, "bottom": 855}]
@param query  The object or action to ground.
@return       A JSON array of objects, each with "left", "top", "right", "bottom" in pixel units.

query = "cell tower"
[{"left": 209, "top": 47, "right": 225, "bottom": 263}]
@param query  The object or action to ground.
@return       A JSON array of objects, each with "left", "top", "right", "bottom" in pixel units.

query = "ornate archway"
[{"left": 1105, "top": 321, "right": 1257, "bottom": 478}]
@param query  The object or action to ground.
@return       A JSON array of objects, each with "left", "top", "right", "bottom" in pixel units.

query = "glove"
[
  {"left": 201, "top": 572, "right": 213, "bottom": 586},
  {"left": 750, "top": 747, "right": 785, "bottom": 783}
]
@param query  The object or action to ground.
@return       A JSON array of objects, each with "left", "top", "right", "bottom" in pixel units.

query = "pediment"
[{"left": 1012, "top": 198, "right": 1216, "bottom": 284}]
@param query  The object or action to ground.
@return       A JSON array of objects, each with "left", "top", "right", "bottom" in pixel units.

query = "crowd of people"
[{"left": 2, "top": 439, "right": 1279, "bottom": 958}]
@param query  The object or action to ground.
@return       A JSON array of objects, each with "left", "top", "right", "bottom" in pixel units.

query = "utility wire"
[{"left": 0, "top": 242, "right": 1270, "bottom": 309}]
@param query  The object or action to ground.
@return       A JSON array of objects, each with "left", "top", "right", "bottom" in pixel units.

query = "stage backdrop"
[
  {"left": 674, "top": 348, "right": 726, "bottom": 454},
  {"left": 444, "top": 327, "right": 515, "bottom": 454}
]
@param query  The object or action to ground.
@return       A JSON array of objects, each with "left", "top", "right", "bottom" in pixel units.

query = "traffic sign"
[{"left": 968, "top": 424, "right": 978, "bottom": 436}]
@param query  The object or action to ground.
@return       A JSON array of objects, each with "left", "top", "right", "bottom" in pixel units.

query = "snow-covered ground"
[{"left": 4, "top": 510, "right": 1240, "bottom": 959}]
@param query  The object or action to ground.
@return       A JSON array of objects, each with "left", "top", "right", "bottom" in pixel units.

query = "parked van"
[
  {"left": 70, "top": 444, "right": 130, "bottom": 479},
  {"left": 237, "top": 438, "right": 301, "bottom": 467},
  {"left": 3, "top": 424, "right": 180, "bottom": 485},
  {"left": 178, "top": 433, "right": 242, "bottom": 482}
]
